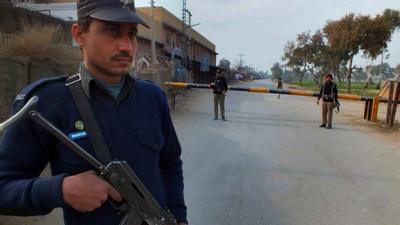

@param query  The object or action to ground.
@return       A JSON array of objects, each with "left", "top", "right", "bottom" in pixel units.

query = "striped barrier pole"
[
  {"left": 164, "top": 82, "right": 388, "bottom": 103},
  {"left": 164, "top": 81, "right": 388, "bottom": 121}
]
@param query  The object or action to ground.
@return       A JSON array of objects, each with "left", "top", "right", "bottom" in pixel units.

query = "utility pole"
[
  {"left": 150, "top": 0, "right": 158, "bottom": 65},
  {"left": 182, "top": 0, "right": 188, "bottom": 68},
  {"left": 185, "top": 9, "right": 192, "bottom": 61},
  {"left": 377, "top": 48, "right": 389, "bottom": 88},
  {"left": 238, "top": 53, "right": 245, "bottom": 70},
  {"left": 183, "top": 9, "right": 200, "bottom": 68}
]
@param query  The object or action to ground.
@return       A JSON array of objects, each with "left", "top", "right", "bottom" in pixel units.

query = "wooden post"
[
  {"left": 364, "top": 100, "right": 370, "bottom": 120},
  {"left": 367, "top": 100, "right": 373, "bottom": 121},
  {"left": 386, "top": 81, "right": 395, "bottom": 127},
  {"left": 371, "top": 96, "right": 380, "bottom": 122},
  {"left": 389, "top": 82, "right": 400, "bottom": 128}
]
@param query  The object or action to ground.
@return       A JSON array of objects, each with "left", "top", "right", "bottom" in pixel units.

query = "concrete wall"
[
  {"left": 0, "top": 58, "right": 28, "bottom": 119},
  {"left": 0, "top": 2, "right": 72, "bottom": 49},
  {"left": 0, "top": 57, "right": 70, "bottom": 120},
  {"left": 136, "top": 67, "right": 173, "bottom": 91}
]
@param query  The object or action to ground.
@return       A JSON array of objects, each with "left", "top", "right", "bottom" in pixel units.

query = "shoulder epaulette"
[
  {"left": 135, "top": 77, "right": 155, "bottom": 84},
  {"left": 14, "top": 75, "right": 67, "bottom": 103},
  {"left": 129, "top": 72, "right": 155, "bottom": 84},
  {"left": 143, "top": 79, "right": 155, "bottom": 83}
]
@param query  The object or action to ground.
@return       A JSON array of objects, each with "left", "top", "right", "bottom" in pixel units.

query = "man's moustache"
[{"left": 110, "top": 53, "right": 133, "bottom": 61}]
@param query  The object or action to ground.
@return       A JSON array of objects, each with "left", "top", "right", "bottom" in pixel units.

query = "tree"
[
  {"left": 283, "top": 9, "right": 400, "bottom": 89},
  {"left": 324, "top": 14, "right": 368, "bottom": 93},
  {"left": 282, "top": 69, "right": 296, "bottom": 82},
  {"left": 218, "top": 58, "right": 231, "bottom": 71},
  {"left": 353, "top": 68, "right": 367, "bottom": 83},
  {"left": 367, "top": 63, "right": 395, "bottom": 81},
  {"left": 270, "top": 62, "right": 283, "bottom": 80},
  {"left": 305, "top": 30, "right": 338, "bottom": 86},
  {"left": 282, "top": 32, "right": 313, "bottom": 85},
  {"left": 362, "top": 18, "right": 387, "bottom": 58},
  {"left": 361, "top": 9, "right": 400, "bottom": 87},
  {"left": 396, "top": 64, "right": 400, "bottom": 80}
]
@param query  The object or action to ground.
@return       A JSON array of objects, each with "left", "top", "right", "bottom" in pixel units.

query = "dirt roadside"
[{"left": 284, "top": 82, "right": 400, "bottom": 146}]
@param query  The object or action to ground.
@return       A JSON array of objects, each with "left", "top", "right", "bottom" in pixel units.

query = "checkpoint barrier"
[
  {"left": 164, "top": 82, "right": 391, "bottom": 123},
  {"left": 164, "top": 81, "right": 385, "bottom": 101},
  {"left": 378, "top": 81, "right": 400, "bottom": 128}
]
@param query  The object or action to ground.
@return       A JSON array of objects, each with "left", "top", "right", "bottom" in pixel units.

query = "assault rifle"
[{"left": 0, "top": 96, "right": 177, "bottom": 225}]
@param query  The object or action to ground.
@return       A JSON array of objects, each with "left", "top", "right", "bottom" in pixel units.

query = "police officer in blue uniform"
[{"left": 0, "top": 0, "right": 187, "bottom": 224}]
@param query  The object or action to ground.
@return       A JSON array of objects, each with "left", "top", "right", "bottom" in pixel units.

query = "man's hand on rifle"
[{"left": 62, "top": 170, "right": 123, "bottom": 212}]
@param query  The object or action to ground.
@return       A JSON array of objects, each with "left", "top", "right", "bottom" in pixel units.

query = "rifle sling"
[{"left": 66, "top": 74, "right": 112, "bottom": 165}]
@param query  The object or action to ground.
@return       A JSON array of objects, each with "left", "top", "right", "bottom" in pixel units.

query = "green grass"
[
  {"left": 289, "top": 80, "right": 380, "bottom": 97},
  {"left": 290, "top": 80, "right": 315, "bottom": 87}
]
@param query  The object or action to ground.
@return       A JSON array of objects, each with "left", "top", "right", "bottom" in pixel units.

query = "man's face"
[
  {"left": 325, "top": 75, "right": 332, "bottom": 82},
  {"left": 73, "top": 19, "right": 138, "bottom": 82}
]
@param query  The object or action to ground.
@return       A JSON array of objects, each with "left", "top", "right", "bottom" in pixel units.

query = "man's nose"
[{"left": 118, "top": 35, "right": 134, "bottom": 52}]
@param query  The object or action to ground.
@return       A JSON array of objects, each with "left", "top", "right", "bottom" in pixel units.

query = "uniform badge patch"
[
  {"left": 68, "top": 131, "right": 87, "bottom": 140},
  {"left": 75, "top": 120, "right": 85, "bottom": 131}
]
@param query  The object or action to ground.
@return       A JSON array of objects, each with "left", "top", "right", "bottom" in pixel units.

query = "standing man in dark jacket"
[
  {"left": 276, "top": 77, "right": 283, "bottom": 99},
  {"left": 317, "top": 73, "right": 338, "bottom": 129},
  {"left": 211, "top": 69, "right": 228, "bottom": 121},
  {"left": 0, "top": 0, "right": 187, "bottom": 224}
]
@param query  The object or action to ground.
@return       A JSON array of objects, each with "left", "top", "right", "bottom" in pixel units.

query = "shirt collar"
[{"left": 78, "top": 63, "right": 135, "bottom": 100}]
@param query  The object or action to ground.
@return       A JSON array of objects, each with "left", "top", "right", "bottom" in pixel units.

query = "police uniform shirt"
[{"left": 0, "top": 65, "right": 187, "bottom": 224}]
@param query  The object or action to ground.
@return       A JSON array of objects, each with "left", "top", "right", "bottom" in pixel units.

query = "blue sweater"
[{"left": 0, "top": 74, "right": 187, "bottom": 224}]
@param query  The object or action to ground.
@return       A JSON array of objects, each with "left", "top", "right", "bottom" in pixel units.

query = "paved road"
[
  {"left": 2, "top": 79, "right": 400, "bottom": 225},
  {"left": 174, "top": 79, "right": 400, "bottom": 225}
]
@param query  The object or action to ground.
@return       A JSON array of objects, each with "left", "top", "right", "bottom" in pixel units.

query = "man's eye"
[
  {"left": 107, "top": 28, "right": 119, "bottom": 36},
  {"left": 128, "top": 30, "right": 137, "bottom": 39}
]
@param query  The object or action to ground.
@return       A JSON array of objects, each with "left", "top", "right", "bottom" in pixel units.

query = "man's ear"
[{"left": 71, "top": 24, "right": 85, "bottom": 47}]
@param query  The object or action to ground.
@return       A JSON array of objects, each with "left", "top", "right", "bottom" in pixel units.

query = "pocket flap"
[{"left": 137, "top": 127, "right": 163, "bottom": 153}]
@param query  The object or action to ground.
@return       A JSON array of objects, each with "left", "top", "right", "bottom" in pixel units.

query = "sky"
[{"left": 137, "top": 0, "right": 400, "bottom": 72}]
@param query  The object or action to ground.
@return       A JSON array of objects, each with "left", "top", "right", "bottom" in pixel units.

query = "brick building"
[
  {"left": 11, "top": 1, "right": 218, "bottom": 83},
  {"left": 136, "top": 7, "right": 217, "bottom": 83}
]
